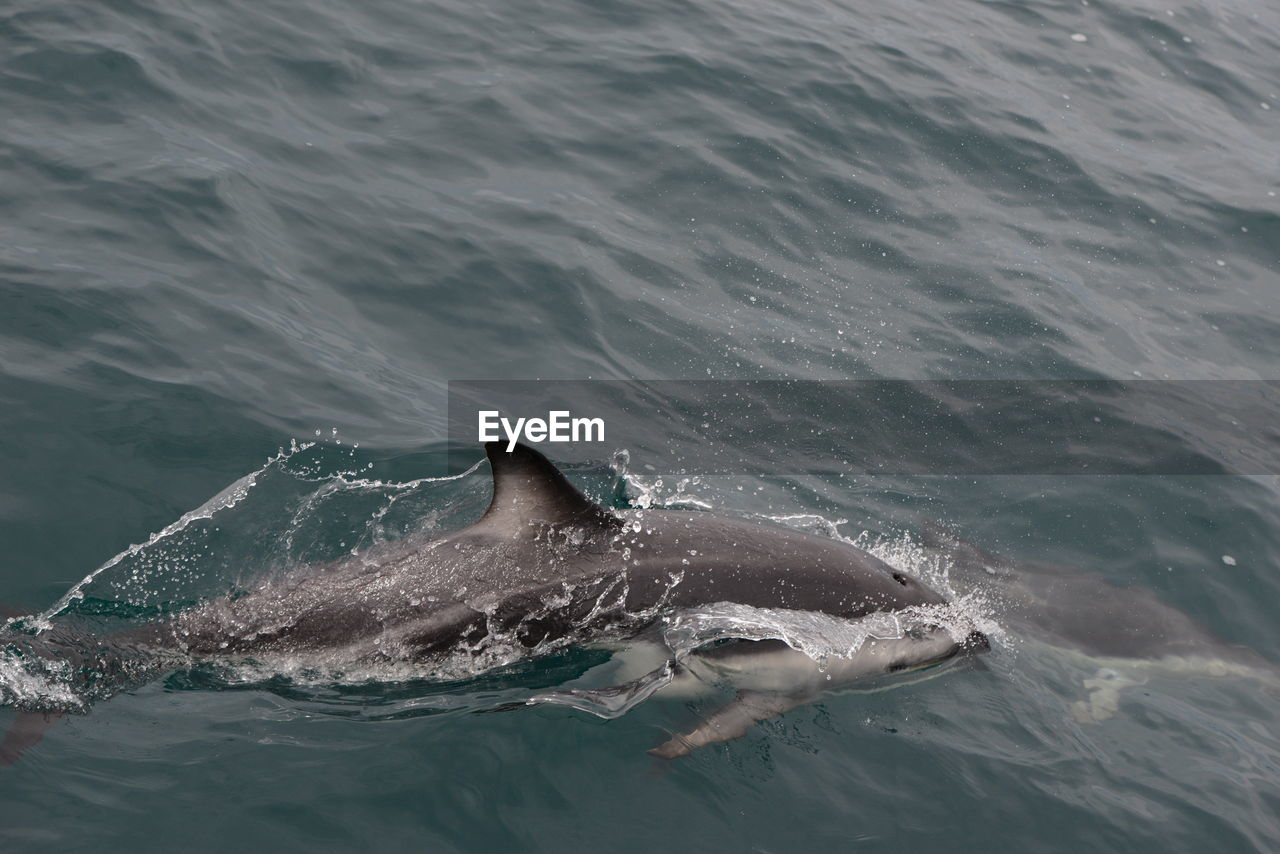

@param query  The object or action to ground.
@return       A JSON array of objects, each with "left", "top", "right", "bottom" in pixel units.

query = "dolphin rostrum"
[{"left": 1, "top": 443, "right": 984, "bottom": 762}]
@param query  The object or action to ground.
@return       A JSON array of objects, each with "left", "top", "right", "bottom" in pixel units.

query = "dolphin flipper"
[
  {"left": 1069, "top": 667, "right": 1148, "bottom": 723},
  {"left": 648, "top": 690, "right": 809, "bottom": 759}
]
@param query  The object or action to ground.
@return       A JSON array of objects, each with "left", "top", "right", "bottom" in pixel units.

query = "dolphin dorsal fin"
[{"left": 476, "top": 442, "right": 616, "bottom": 536}]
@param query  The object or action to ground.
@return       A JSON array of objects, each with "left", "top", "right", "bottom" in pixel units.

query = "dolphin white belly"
[{"left": 533, "top": 610, "right": 985, "bottom": 758}]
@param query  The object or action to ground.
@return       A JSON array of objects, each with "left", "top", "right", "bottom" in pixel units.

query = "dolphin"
[
  {"left": 536, "top": 612, "right": 980, "bottom": 759},
  {"left": 919, "top": 524, "right": 1278, "bottom": 721},
  {"left": 1, "top": 443, "right": 984, "bottom": 762}
]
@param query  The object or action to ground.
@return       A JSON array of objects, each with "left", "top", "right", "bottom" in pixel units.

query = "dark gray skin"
[
  {"left": 1, "top": 443, "right": 973, "bottom": 762},
  {"left": 159, "top": 442, "right": 950, "bottom": 661}
]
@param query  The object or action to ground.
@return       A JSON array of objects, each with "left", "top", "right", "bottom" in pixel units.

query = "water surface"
[{"left": 2, "top": 0, "right": 1279, "bottom": 850}]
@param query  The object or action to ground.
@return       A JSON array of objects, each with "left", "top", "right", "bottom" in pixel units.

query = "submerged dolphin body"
[
  {"left": 921, "top": 525, "right": 1278, "bottom": 720},
  {"left": 1, "top": 443, "right": 982, "bottom": 762}
]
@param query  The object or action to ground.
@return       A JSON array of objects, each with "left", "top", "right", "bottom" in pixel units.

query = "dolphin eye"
[{"left": 891, "top": 572, "right": 910, "bottom": 586}]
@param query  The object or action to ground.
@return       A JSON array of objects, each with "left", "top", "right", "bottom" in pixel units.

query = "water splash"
[
  {"left": 2, "top": 441, "right": 489, "bottom": 711},
  {"left": 33, "top": 462, "right": 281, "bottom": 629},
  {"left": 612, "top": 450, "right": 712, "bottom": 510},
  {"left": 0, "top": 649, "right": 81, "bottom": 712}
]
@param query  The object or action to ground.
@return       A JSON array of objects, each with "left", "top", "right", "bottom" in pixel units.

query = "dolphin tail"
[
  {"left": 648, "top": 690, "right": 808, "bottom": 759},
  {"left": 1, "top": 607, "right": 63, "bottom": 766},
  {"left": 0, "top": 710, "right": 64, "bottom": 766},
  {"left": 1, "top": 610, "right": 150, "bottom": 766}
]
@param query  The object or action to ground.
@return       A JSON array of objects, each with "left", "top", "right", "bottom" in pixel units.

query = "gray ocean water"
[{"left": 2, "top": 0, "right": 1280, "bottom": 850}]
